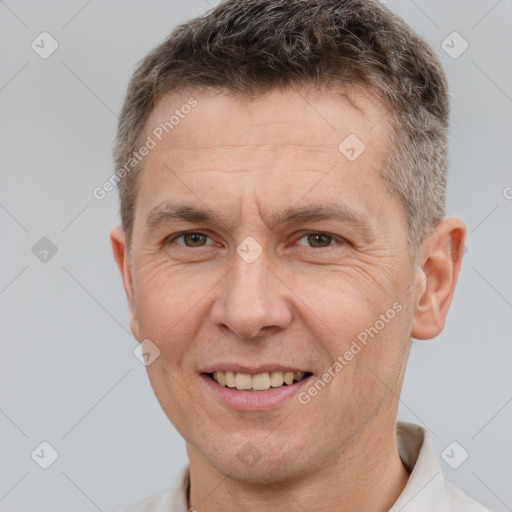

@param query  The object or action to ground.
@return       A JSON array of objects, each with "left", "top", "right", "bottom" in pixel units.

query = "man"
[{"left": 110, "top": 0, "right": 490, "bottom": 510}]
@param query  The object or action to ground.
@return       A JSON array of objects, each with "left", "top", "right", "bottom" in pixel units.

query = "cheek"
[
  {"left": 292, "top": 271, "right": 409, "bottom": 390},
  {"left": 132, "top": 262, "right": 208, "bottom": 363},
  {"left": 288, "top": 267, "right": 395, "bottom": 333}
]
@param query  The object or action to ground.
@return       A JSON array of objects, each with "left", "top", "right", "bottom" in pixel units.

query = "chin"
[
  {"left": 225, "top": 459, "right": 306, "bottom": 485},
  {"left": 201, "top": 441, "right": 315, "bottom": 485}
]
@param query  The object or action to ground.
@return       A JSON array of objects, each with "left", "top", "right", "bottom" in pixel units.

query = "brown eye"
[
  {"left": 170, "top": 232, "right": 211, "bottom": 247},
  {"left": 183, "top": 233, "right": 207, "bottom": 247},
  {"left": 306, "top": 233, "right": 333, "bottom": 248}
]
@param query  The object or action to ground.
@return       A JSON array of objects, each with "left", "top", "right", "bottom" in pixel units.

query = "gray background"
[{"left": 0, "top": 0, "right": 511, "bottom": 510}]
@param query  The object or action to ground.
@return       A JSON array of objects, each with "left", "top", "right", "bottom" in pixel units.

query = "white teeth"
[
  {"left": 252, "top": 373, "right": 271, "bottom": 391},
  {"left": 283, "top": 372, "right": 294, "bottom": 385},
  {"left": 225, "top": 371, "right": 236, "bottom": 388},
  {"left": 269, "top": 371, "right": 284, "bottom": 387},
  {"left": 216, "top": 371, "right": 226, "bottom": 386},
  {"left": 211, "top": 370, "right": 308, "bottom": 391},
  {"left": 234, "top": 373, "right": 252, "bottom": 390}
]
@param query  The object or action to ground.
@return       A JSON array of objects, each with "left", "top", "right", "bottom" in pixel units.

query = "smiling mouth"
[{"left": 206, "top": 370, "right": 312, "bottom": 392}]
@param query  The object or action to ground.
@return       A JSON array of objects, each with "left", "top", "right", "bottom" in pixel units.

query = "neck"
[{"left": 187, "top": 420, "right": 410, "bottom": 512}]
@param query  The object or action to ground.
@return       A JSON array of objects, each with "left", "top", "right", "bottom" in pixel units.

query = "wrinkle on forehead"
[
  {"left": 157, "top": 145, "right": 353, "bottom": 177},
  {"left": 144, "top": 88, "right": 390, "bottom": 151}
]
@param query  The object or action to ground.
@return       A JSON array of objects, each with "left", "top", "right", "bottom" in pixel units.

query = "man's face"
[{"left": 122, "top": 89, "right": 420, "bottom": 482}]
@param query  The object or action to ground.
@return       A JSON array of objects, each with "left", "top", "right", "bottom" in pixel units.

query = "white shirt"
[{"left": 117, "top": 421, "right": 490, "bottom": 512}]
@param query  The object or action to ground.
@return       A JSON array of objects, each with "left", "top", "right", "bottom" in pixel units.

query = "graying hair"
[{"left": 114, "top": 0, "right": 449, "bottom": 257}]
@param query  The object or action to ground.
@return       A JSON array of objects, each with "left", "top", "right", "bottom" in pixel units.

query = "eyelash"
[{"left": 165, "top": 231, "right": 346, "bottom": 250}]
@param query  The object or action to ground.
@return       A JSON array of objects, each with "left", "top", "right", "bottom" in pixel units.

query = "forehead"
[
  {"left": 135, "top": 87, "right": 400, "bottom": 232},
  {"left": 143, "top": 87, "right": 390, "bottom": 159}
]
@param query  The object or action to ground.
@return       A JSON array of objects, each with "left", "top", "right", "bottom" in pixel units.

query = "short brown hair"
[{"left": 114, "top": 0, "right": 449, "bottom": 256}]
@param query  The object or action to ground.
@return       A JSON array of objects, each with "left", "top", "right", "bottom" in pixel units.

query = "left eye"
[
  {"left": 170, "top": 232, "right": 213, "bottom": 247},
  {"left": 296, "top": 233, "right": 337, "bottom": 248}
]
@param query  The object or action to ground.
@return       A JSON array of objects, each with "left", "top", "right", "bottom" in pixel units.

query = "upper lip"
[{"left": 200, "top": 364, "right": 311, "bottom": 375}]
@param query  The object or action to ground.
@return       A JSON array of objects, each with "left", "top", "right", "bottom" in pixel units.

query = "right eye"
[{"left": 166, "top": 231, "right": 215, "bottom": 248}]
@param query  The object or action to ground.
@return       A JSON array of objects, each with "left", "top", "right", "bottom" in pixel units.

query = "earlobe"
[
  {"left": 110, "top": 226, "right": 141, "bottom": 341},
  {"left": 411, "top": 217, "right": 466, "bottom": 340}
]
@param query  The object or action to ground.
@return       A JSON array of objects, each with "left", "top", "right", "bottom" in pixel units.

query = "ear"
[
  {"left": 411, "top": 217, "right": 466, "bottom": 340},
  {"left": 110, "top": 226, "right": 141, "bottom": 341}
]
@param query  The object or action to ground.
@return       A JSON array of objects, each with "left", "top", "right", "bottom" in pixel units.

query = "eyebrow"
[
  {"left": 146, "top": 202, "right": 217, "bottom": 231},
  {"left": 145, "top": 201, "right": 375, "bottom": 236}
]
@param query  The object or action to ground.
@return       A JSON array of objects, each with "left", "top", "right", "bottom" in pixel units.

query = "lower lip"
[{"left": 200, "top": 374, "right": 312, "bottom": 411}]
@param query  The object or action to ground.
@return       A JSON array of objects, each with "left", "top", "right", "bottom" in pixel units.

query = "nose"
[{"left": 210, "top": 252, "right": 293, "bottom": 339}]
